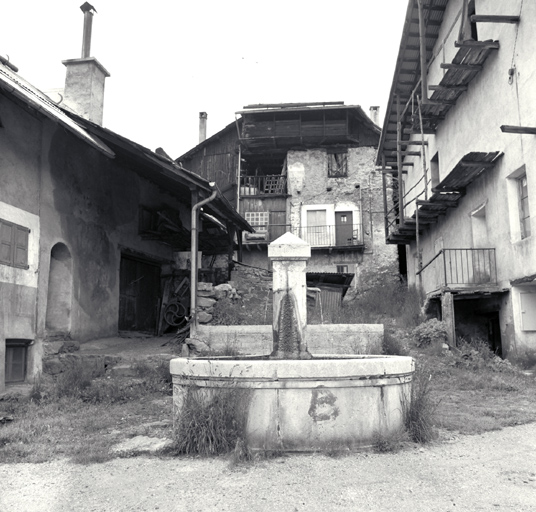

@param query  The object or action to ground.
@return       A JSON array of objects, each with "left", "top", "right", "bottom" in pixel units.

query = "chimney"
[
  {"left": 369, "top": 106, "right": 380, "bottom": 126},
  {"left": 199, "top": 112, "right": 207, "bottom": 143},
  {"left": 61, "top": 3, "right": 109, "bottom": 125}
]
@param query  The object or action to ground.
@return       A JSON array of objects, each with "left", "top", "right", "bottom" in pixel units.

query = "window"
[
  {"left": 328, "top": 150, "right": 348, "bottom": 177},
  {"left": 0, "top": 219, "right": 29, "bottom": 269},
  {"left": 430, "top": 152, "right": 440, "bottom": 189},
  {"left": 5, "top": 339, "right": 30, "bottom": 383},
  {"left": 336, "top": 265, "right": 348, "bottom": 273},
  {"left": 518, "top": 174, "right": 531, "bottom": 239},
  {"left": 245, "top": 211, "right": 269, "bottom": 232}
]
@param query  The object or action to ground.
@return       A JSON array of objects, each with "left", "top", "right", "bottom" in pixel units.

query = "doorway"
[
  {"left": 119, "top": 255, "right": 161, "bottom": 332},
  {"left": 335, "top": 211, "right": 354, "bottom": 246}
]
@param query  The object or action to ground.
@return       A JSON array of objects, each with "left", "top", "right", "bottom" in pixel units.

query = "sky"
[{"left": 0, "top": 1, "right": 408, "bottom": 159}]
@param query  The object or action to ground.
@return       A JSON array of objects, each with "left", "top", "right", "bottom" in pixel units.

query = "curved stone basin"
[{"left": 171, "top": 355, "right": 414, "bottom": 452}]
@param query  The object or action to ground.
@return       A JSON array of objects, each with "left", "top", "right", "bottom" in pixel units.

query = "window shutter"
[
  {"left": 0, "top": 220, "right": 13, "bottom": 265},
  {"left": 14, "top": 225, "right": 30, "bottom": 268}
]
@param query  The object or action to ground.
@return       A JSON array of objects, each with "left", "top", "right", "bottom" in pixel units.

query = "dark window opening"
[
  {"left": 5, "top": 339, "right": 31, "bottom": 383},
  {"left": 336, "top": 265, "right": 349, "bottom": 273},
  {"left": 328, "top": 150, "right": 348, "bottom": 177}
]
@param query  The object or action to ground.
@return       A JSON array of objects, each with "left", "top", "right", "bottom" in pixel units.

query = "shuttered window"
[{"left": 0, "top": 219, "right": 30, "bottom": 269}]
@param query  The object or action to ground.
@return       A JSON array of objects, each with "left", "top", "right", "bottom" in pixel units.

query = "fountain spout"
[{"left": 268, "top": 232, "right": 312, "bottom": 360}]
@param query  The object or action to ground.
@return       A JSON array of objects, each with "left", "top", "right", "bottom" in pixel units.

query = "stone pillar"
[
  {"left": 441, "top": 292, "right": 456, "bottom": 347},
  {"left": 268, "top": 232, "right": 312, "bottom": 359}
]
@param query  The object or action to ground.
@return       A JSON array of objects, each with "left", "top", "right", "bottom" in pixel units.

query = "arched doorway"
[{"left": 45, "top": 243, "right": 73, "bottom": 337}]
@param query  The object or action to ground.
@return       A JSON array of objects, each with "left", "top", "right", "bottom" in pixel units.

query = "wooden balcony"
[{"left": 240, "top": 175, "right": 287, "bottom": 196}]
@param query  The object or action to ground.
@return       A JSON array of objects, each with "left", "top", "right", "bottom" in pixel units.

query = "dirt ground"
[{"left": 1, "top": 422, "right": 536, "bottom": 512}]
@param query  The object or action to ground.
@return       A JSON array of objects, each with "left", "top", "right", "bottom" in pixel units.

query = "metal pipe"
[
  {"left": 417, "top": 0, "right": 429, "bottom": 104},
  {"left": 190, "top": 184, "right": 218, "bottom": 335},
  {"left": 80, "top": 3, "right": 96, "bottom": 59}
]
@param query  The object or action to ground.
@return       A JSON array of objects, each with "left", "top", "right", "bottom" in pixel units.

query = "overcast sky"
[{"left": 1, "top": 1, "right": 407, "bottom": 159}]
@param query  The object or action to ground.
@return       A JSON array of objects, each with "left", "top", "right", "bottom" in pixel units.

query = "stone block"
[
  {"left": 59, "top": 340, "right": 80, "bottom": 353},
  {"left": 42, "top": 357, "right": 64, "bottom": 375},
  {"left": 197, "top": 311, "right": 213, "bottom": 324},
  {"left": 197, "top": 297, "right": 216, "bottom": 308},
  {"left": 197, "top": 282, "right": 214, "bottom": 292}
]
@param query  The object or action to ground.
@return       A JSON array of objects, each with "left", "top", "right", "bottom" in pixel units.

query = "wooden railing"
[
  {"left": 240, "top": 175, "right": 287, "bottom": 195},
  {"left": 417, "top": 248, "right": 497, "bottom": 287}
]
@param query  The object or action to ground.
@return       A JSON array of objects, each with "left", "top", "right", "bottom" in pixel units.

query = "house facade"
[
  {"left": 0, "top": 47, "right": 249, "bottom": 391},
  {"left": 377, "top": 0, "right": 535, "bottom": 357},
  {"left": 179, "top": 103, "right": 399, "bottom": 305}
]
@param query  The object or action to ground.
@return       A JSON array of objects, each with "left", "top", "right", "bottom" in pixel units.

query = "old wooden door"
[
  {"left": 119, "top": 256, "right": 161, "bottom": 332},
  {"left": 335, "top": 211, "right": 353, "bottom": 246}
]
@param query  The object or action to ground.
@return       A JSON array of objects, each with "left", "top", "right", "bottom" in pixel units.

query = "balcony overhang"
[{"left": 385, "top": 152, "right": 502, "bottom": 245}]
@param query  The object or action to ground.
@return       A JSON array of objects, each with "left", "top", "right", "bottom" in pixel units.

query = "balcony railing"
[
  {"left": 417, "top": 248, "right": 497, "bottom": 289},
  {"left": 240, "top": 175, "right": 287, "bottom": 196},
  {"left": 298, "top": 225, "right": 363, "bottom": 248}
]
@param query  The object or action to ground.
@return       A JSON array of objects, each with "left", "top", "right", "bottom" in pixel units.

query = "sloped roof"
[{"left": 0, "top": 61, "right": 252, "bottom": 233}]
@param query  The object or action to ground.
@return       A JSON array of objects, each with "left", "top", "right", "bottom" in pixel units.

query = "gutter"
[{"left": 190, "top": 183, "right": 218, "bottom": 335}]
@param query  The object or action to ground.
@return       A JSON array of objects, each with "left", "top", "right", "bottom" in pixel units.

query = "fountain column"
[{"left": 268, "top": 232, "right": 312, "bottom": 360}]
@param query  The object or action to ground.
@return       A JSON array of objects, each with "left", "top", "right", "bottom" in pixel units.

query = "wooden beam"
[
  {"left": 454, "top": 41, "right": 500, "bottom": 50},
  {"left": 459, "top": 160, "right": 497, "bottom": 168},
  {"left": 398, "top": 140, "right": 428, "bottom": 146},
  {"left": 471, "top": 15, "right": 520, "bottom": 24},
  {"left": 428, "top": 84, "right": 468, "bottom": 92},
  {"left": 500, "top": 125, "right": 536, "bottom": 135},
  {"left": 440, "top": 63, "right": 482, "bottom": 70}
]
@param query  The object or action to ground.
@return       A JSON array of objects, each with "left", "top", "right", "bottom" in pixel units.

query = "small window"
[
  {"left": 518, "top": 174, "right": 531, "bottom": 239},
  {"left": 336, "top": 265, "right": 348, "bottom": 273},
  {"left": 245, "top": 211, "right": 269, "bottom": 232},
  {"left": 5, "top": 339, "right": 30, "bottom": 383},
  {"left": 328, "top": 150, "right": 348, "bottom": 177},
  {"left": 0, "top": 219, "right": 29, "bottom": 269}
]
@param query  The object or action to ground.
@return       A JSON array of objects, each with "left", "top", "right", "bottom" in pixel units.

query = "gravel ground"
[{"left": 2, "top": 423, "right": 536, "bottom": 511}]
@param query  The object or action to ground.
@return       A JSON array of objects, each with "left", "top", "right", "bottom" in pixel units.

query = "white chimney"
[
  {"left": 199, "top": 112, "right": 207, "bottom": 143},
  {"left": 369, "top": 106, "right": 380, "bottom": 126},
  {"left": 61, "top": 3, "right": 109, "bottom": 125}
]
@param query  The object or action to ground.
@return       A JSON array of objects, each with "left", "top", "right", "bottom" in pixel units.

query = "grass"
[
  {"left": 170, "top": 385, "right": 252, "bottom": 459},
  {"left": 0, "top": 359, "right": 173, "bottom": 464}
]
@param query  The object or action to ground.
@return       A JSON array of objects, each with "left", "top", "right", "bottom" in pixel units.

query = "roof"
[
  {"left": 376, "top": 0, "right": 449, "bottom": 166},
  {"left": 0, "top": 60, "right": 251, "bottom": 234}
]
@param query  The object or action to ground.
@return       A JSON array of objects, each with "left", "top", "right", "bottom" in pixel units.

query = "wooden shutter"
[
  {"left": 14, "top": 225, "right": 29, "bottom": 268},
  {"left": 0, "top": 220, "right": 13, "bottom": 265}
]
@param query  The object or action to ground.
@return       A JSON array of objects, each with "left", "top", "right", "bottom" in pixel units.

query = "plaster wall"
[
  {"left": 36, "top": 123, "right": 186, "bottom": 343},
  {"left": 402, "top": 0, "right": 536, "bottom": 354}
]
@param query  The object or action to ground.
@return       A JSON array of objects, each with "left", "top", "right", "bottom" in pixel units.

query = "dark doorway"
[
  {"left": 119, "top": 255, "right": 161, "bottom": 332},
  {"left": 487, "top": 312, "right": 502, "bottom": 357},
  {"left": 335, "top": 211, "right": 353, "bottom": 246}
]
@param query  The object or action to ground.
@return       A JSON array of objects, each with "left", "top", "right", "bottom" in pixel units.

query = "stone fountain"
[{"left": 170, "top": 233, "right": 414, "bottom": 452}]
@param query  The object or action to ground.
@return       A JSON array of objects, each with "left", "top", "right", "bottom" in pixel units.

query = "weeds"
[
  {"left": 404, "top": 362, "right": 437, "bottom": 443},
  {"left": 373, "top": 428, "right": 409, "bottom": 453},
  {"left": 412, "top": 319, "right": 449, "bottom": 348},
  {"left": 382, "top": 329, "right": 410, "bottom": 356},
  {"left": 172, "top": 385, "right": 251, "bottom": 457}
]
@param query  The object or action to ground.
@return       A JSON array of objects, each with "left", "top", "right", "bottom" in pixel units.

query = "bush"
[
  {"left": 412, "top": 319, "right": 449, "bottom": 348},
  {"left": 382, "top": 329, "right": 410, "bottom": 356},
  {"left": 172, "top": 386, "right": 252, "bottom": 456}
]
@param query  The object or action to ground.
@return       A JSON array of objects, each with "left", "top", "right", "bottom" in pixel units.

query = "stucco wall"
[{"left": 400, "top": 0, "right": 536, "bottom": 354}]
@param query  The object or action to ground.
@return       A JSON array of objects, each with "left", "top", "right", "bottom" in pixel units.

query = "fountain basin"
[{"left": 171, "top": 355, "right": 414, "bottom": 452}]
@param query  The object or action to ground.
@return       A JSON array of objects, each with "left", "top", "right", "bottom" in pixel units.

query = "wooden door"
[
  {"left": 119, "top": 256, "right": 161, "bottom": 332},
  {"left": 335, "top": 211, "right": 353, "bottom": 246}
]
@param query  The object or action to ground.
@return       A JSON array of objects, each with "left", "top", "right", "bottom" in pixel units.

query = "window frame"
[
  {"left": 327, "top": 149, "right": 348, "bottom": 178},
  {"left": 0, "top": 218, "right": 30, "bottom": 270},
  {"left": 518, "top": 173, "right": 531, "bottom": 239}
]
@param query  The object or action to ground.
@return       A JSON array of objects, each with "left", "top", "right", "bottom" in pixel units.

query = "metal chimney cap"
[{"left": 80, "top": 2, "right": 97, "bottom": 13}]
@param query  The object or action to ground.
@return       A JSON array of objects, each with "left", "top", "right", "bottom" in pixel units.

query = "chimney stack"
[
  {"left": 61, "top": 3, "right": 109, "bottom": 125},
  {"left": 369, "top": 106, "right": 380, "bottom": 126},
  {"left": 199, "top": 112, "right": 207, "bottom": 143}
]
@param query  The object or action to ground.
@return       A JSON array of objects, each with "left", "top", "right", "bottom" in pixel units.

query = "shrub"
[
  {"left": 372, "top": 428, "right": 409, "bottom": 453},
  {"left": 404, "top": 363, "right": 437, "bottom": 443},
  {"left": 382, "top": 329, "right": 410, "bottom": 356},
  {"left": 412, "top": 319, "right": 449, "bottom": 348},
  {"left": 172, "top": 385, "right": 252, "bottom": 456}
]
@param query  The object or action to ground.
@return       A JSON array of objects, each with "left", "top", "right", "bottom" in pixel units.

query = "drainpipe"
[{"left": 190, "top": 183, "right": 218, "bottom": 335}]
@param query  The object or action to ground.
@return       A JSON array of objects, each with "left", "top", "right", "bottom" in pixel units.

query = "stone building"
[
  {"left": 376, "top": 0, "right": 535, "bottom": 358},
  {"left": 178, "top": 103, "right": 399, "bottom": 308}
]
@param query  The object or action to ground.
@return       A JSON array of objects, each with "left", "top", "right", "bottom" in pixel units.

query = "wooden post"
[
  {"left": 417, "top": 0, "right": 429, "bottom": 104},
  {"left": 441, "top": 292, "right": 457, "bottom": 347},
  {"left": 396, "top": 95, "right": 405, "bottom": 227}
]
